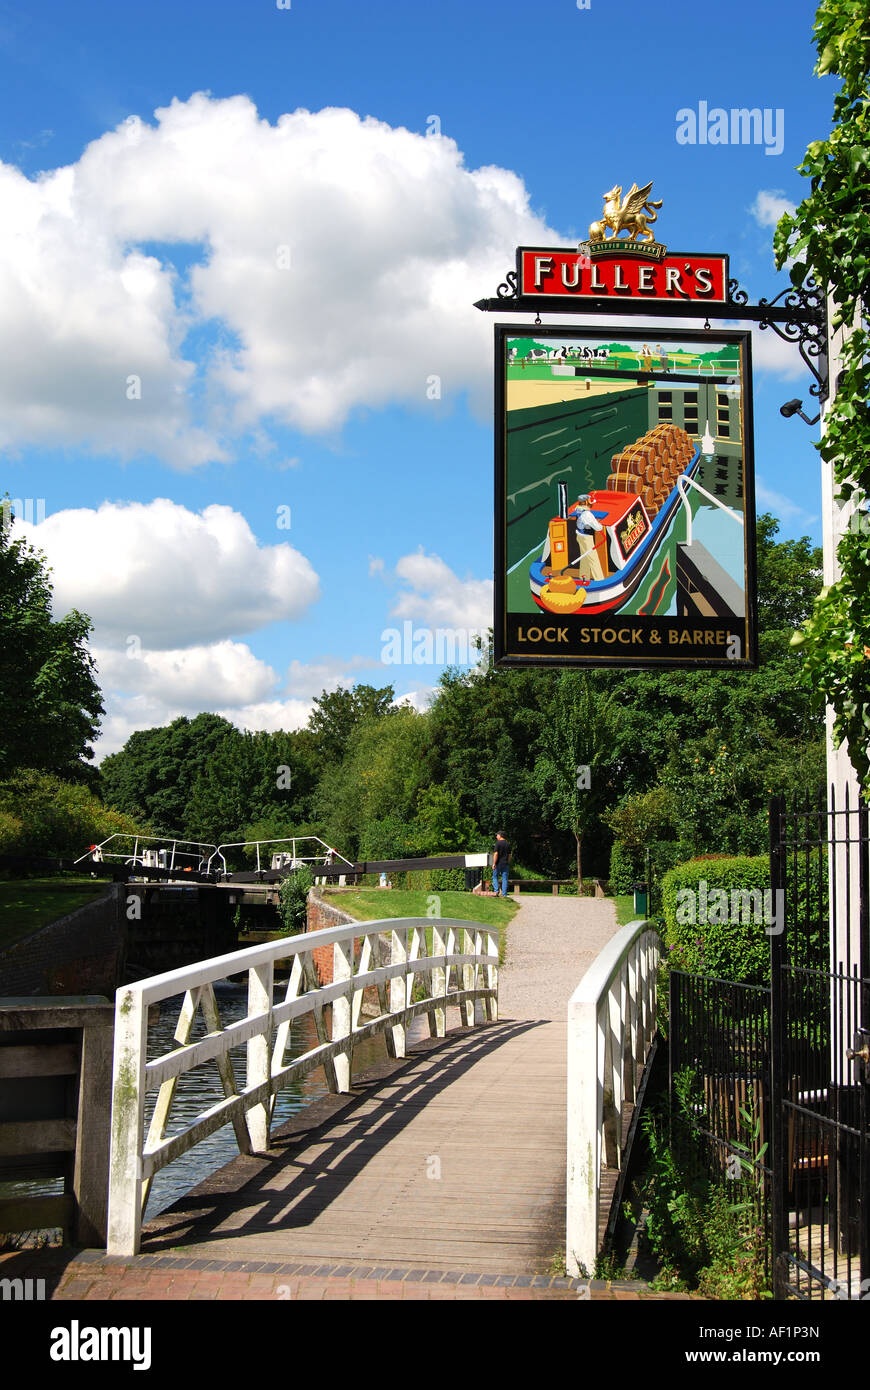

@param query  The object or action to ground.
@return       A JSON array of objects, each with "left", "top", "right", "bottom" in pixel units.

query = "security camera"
[{"left": 780, "top": 397, "right": 820, "bottom": 426}]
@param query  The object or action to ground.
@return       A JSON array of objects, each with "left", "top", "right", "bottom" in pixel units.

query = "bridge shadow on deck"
[{"left": 140, "top": 1018, "right": 547, "bottom": 1261}]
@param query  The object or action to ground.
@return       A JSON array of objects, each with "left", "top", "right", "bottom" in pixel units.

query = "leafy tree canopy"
[
  {"left": 774, "top": 0, "right": 870, "bottom": 790},
  {"left": 0, "top": 502, "right": 103, "bottom": 783},
  {"left": 307, "top": 684, "right": 395, "bottom": 763}
]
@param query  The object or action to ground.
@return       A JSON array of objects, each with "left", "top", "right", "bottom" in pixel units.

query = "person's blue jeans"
[{"left": 492, "top": 868, "right": 508, "bottom": 896}]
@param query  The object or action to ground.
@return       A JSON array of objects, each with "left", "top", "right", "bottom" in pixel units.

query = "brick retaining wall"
[{"left": 306, "top": 887, "right": 356, "bottom": 985}]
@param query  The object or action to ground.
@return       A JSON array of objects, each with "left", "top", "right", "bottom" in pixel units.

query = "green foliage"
[
  {"left": 358, "top": 817, "right": 428, "bottom": 860},
  {"left": 609, "top": 840, "right": 639, "bottom": 895},
  {"left": 315, "top": 706, "right": 433, "bottom": 858},
  {"left": 641, "top": 1072, "right": 771, "bottom": 1297},
  {"left": 532, "top": 672, "right": 624, "bottom": 882},
  {"left": 277, "top": 865, "right": 314, "bottom": 935},
  {"left": 99, "top": 713, "right": 238, "bottom": 831},
  {"left": 306, "top": 685, "right": 395, "bottom": 763},
  {"left": 0, "top": 768, "right": 146, "bottom": 858},
  {"left": 415, "top": 785, "right": 478, "bottom": 853},
  {"left": 0, "top": 808, "right": 24, "bottom": 854},
  {"left": 0, "top": 503, "right": 103, "bottom": 782},
  {"left": 774, "top": 0, "right": 870, "bottom": 791},
  {"left": 427, "top": 867, "right": 466, "bottom": 892},
  {"left": 661, "top": 856, "right": 772, "bottom": 982},
  {"left": 605, "top": 786, "right": 677, "bottom": 853}
]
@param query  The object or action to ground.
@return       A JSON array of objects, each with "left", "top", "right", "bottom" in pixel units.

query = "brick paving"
[{"left": 0, "top": 1248, "right": 702, "bottom": 1300}]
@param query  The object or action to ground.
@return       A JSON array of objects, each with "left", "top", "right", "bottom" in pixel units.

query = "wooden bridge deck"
[{"left": 139, "top": 897, "right": 620, "bottom": 1276}]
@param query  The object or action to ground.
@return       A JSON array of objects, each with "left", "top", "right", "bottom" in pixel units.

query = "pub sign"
[{"left": 494, "top": 323, "right": 758, "bottom": 669}]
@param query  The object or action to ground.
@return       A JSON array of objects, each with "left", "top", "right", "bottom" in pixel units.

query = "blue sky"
[{"left": 0, "top": 0, "right": 833, "bottom": 755}]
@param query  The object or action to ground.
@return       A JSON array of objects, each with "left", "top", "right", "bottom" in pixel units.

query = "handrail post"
[
  {"left": 407, "top": 924, "right": 421, "bottom": 1012},
  {"left": 107, "top": 985, "right": 148, "bottom": 1257},
  {"left": 460, "top": 927, "right": 474, "bottom": 1028},
  {"left": 246, "top": 960, "right": 274, "bottom": 1151},
  {"left": 487, "top": 928, "right": 499, "bottom": 1021},
  {"left": 333, "top": 933, "right": 354, "bottom": 1092},
  {"left": 389, "top": 926, "right": 407, "bottom": 1058},
  {"left": 430, "top": 919, "right": 447, "bottom": 1037}
]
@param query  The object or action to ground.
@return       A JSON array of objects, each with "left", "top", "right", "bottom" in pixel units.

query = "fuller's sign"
[
  {"left": 519, "top": 247, "right": 728, "bottom": 303},
  {"left": 520, "top": 178, "right": 727, "bottom": 303}
]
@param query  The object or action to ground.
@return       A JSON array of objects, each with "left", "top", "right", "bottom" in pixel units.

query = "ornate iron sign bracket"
[{"left": 475, "top": 269, "right": 828, "bottom": 403}]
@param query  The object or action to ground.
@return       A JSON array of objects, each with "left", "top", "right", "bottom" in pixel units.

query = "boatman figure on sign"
[{"left": 574, "top": 495, "right": 605, "bottom": 582}]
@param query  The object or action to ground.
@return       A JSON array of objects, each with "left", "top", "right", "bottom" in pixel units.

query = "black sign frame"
[{"left": 493, "top": 323, "right": 759, "bottom": 671}]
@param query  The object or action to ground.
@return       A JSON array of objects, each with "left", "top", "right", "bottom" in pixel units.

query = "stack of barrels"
[{"left": 606, "top": 424, "right": 695, "bottom": 517}]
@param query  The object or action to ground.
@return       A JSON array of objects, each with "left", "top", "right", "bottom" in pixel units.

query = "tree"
[
  {"left": 0, "top": 502, "right": 103, "bottom": 782},
  {"left": 415, "top": 785, "right": 478, "bottom": 853},
  {"left": 99, "top": 713, "right": 237, "bottom": 832},
  {"left": 307, "top": 685, "right": 395, "bottom": 763},
  {"left": 314, "top": 706, "right": 433, "bottom": 858},
  {"left": 532, "top": 673, "right": 624, "bottom": 883},
  {"left": 774, "top": 0, "right": 870, "bottom": 790},
  {"left": 0, "top": 769, "right": 144, "bottom": 857}
]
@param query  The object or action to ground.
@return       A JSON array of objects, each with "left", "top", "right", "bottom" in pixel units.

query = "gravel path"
[{"left": 497, "top": 893, "right": 622, "bottom": 1021}]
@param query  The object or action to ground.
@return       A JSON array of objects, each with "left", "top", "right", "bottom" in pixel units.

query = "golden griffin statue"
[{"left": 588, "top": 182, "right": 663, "bottom": 243}]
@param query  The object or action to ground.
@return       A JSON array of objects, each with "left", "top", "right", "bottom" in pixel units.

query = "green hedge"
[
  {"left": 661, "top": 856, "right": 773, "bottom": 983},
  {"left": 661, "top": 852, "right": 829, "bottom": 984},
  {"left": 609, "top": 841, "right": 638, "bottom": 894}
]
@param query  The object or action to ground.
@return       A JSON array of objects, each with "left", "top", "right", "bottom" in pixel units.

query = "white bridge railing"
[
  {"left": 566, "top": 919, "right": 661, "bottom": 1277},
  {"left": 107, "top": 917, "right": 498, "bottom": 1256}
]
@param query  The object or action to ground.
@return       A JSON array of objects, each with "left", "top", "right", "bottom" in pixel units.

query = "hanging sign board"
[
  {"left": 487, "top": 180, "right": 759, "bottom": 670},
  {"left": 494, "top": 323, "right": 758, "bottom": 669}
]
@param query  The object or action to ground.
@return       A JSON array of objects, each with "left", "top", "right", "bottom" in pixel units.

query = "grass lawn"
[
  {"left": 612, "top": 893, "right": 646, "bottom": 927},
  {"left": 322, "top": 887, "right": 516, "bottom": 927},
  {"left": 0, "top": 878, "right": 109, "bottom": 954},
  {"left": 321, "top": 888, "right": 517, "bottom": 964}
]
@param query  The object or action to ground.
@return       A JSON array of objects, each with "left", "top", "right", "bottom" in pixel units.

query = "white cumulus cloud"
[
  {"left": 750, "top": 190, "right": 796, "bottom": 228},
  {"left": 18, "top": 498, "right": 320, "bottom": 648},
  {"left": 92, "top": 640, "right": 279, "bottom": 707},
  {"left": 389, "top": 550, "right": 493, "bottom": 632},
  {"left": 0, "top": 94, "right": 558, "bottom": 463}
]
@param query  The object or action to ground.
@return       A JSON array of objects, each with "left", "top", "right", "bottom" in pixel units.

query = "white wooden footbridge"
[{"left": 107, "top": 906, "right": 660, "bottom": 1275}]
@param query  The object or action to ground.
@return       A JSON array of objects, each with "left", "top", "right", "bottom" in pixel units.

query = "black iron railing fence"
[
  {"left": 770, "top": 787, "right": 869, "bottom": 1301},
  {"left": 669, "top": 971, "right": 773, "bottom": 1278},
  {"left": 666, "top": 787, "right": 869, "bottom": 1300}
]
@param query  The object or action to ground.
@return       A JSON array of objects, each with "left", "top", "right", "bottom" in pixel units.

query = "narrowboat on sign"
[{"left": 530, "top": 423, "right": 701, "bottom": 616}]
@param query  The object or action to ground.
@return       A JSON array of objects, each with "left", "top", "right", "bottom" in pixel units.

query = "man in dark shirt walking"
[{"left": 492, "top": 832, "right": 511, "bottom": 897}]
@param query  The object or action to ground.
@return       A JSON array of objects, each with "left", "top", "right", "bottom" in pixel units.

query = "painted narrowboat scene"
[{"left": 503, "top": 332, "right": 749, "bottom": 644}]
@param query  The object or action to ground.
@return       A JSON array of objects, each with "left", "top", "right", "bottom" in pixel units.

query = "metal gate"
[{"left": 769, "top": 788, "right": 870, "bottom": 1299}]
